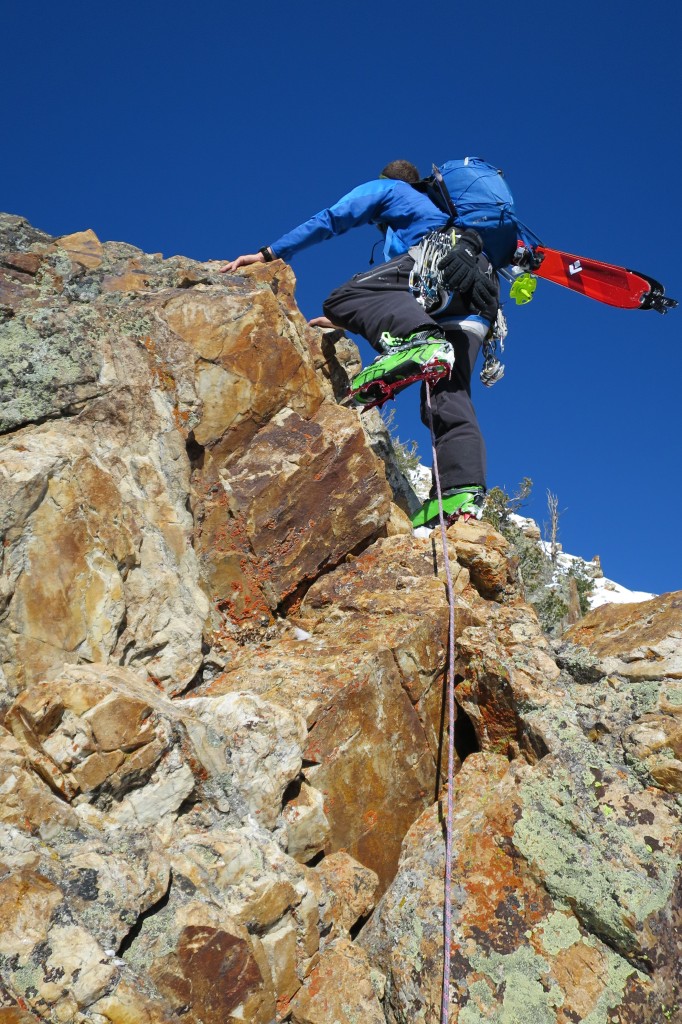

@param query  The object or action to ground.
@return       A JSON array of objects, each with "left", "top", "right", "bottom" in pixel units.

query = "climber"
[{"left": 221, "top": 159, "right": 500, "bottom": 529}]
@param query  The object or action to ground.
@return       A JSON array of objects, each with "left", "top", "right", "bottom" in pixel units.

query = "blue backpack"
[{"left": 425, "top": 157, "right": 540, "bottom": 269}]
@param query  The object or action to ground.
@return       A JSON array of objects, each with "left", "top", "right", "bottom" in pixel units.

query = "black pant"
[
  {"left": 419, "top": 330, "right": 486, "bottom": 493},
  {"left": 323, "top": 253, "right": 474, "bottom": 353},
  {"left": 323, "top": 253, "right": 488, "bottom": 492}
]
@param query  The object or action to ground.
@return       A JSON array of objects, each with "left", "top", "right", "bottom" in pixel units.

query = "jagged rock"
[
  {"left": 2, "top": 215, "right": 680, "bottom": 1024},
  {"left": 282, "top": 780, "right": 332, "bottom": 863},
  {"left": 564, "top": 591, "right": 682, "bottom": 680},
  {"left": 198, "top": 636, "right": 436, "bottom": 893},
  {"left": 0, "top": 658, "right": 330, "bottom": 1021},
  {"left": 0, "top": 854, "right": 178, "bottom": 1023},
  {"left": 559, "top": 593, "right": 682, "bottom": 793},
  {"left": 289, "top": 938, "right": 385, "bottom": 1024},
  {"left": 5, "top": 663, "right": 311, "bottom": 833},
  {"left": 158, "top": 269, "right": 328, "bottom": 456},
  {"left": 157, "top": 262, "right": 393, "bottom": 629},
  {"left": 212, "top": 400, "right": 393, "bottom": 611},
  {"left": 0, "top": 727, "right": 80, "bottom": 832},
  {"left": 313, "top": 851, "right": 379, "bottom": 939},
  {"left": 0, "top": 223, "right": 391, "bottom": 695},
  {"left": 183, "top": 690, "right": 307, "bottom": 829},
  {"left": 455, "top": 601, "right": 563, "bottom": 760},
  {"left": 6, "top": 665, "right": 197, "bottom": 816},
  {"left": 360, "top": 752, "right": 679, "bottom": 1023},
  {"left": 358, "top": 588, "right": 682, "bottom": 1019},
  {"left": 122, "top": 822, "right": 328, "bottom": 1021},
  {"left": 0, "top": 821, "right": 169, "bottom": 961},
  {"left": 127, "top": 902, "right": 276, "bottom": 1022},
  {"left": 450, "top": 517, "right": 521, "bottom": 600},
  {"left": 194, "top": 532, "right": 471, "bottom": 890},
  {"left": 0, "top": 303, "right": 107, "bottom": 432},
  {"left": 0, "top": 413, "right": 208, "bottom": 698}
]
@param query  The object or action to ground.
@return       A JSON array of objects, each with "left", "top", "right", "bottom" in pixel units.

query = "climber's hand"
[
  {"left": 438, "top": 229, "right": 484, "bottom": 294},
  {"left": 220, "top": 252, "right": 266, "bottom": 273}
]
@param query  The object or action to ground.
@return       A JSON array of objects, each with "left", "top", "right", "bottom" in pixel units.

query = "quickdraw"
[
  {"left": 409, "top": 230, "right": 456, "bottom": 315},
  {"left": 411, "top": 233, "right": 510, "bottom": 388},
  {"left": 480, "top": 308, "right": 508, "bottom": 388}
]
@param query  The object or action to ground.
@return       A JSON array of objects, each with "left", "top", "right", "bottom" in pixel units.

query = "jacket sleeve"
[{"left": 270, "top": 180, "right": 391, "bottom": 262}]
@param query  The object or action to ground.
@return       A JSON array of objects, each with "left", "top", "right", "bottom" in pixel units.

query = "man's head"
[{"left": 380, "top": 159, "right": 421, "bottom": 184}]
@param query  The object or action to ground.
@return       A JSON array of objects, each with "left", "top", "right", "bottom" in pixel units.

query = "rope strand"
[{"left": 424, "top": 381, "right": 457, "bottom": 1024}]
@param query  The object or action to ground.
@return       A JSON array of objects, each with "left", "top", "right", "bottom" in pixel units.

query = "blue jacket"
[{"left": 270, "top": 178, "right": 449, "bottom": 263}]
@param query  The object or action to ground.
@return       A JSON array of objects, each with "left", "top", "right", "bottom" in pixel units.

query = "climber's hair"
[{"left": 379, "top": 160, "right": 421, "bottom": 183}]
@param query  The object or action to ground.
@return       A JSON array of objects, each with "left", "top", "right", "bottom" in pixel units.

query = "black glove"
[
  {"left": 470, "top": 266, "right": 499, "bottom": 322},
  {"left": 438, "top": 229, "right": 484, "bottom": 294}
]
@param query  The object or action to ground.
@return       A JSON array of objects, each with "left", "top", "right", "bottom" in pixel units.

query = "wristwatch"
[{"left": 259, "top": 246, "right": 274, "bottom": 263}]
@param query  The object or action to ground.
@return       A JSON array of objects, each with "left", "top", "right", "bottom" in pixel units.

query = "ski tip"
[
  {"left": 643, "top": 293, "right": 678, "bottom": 315},
  {"left": 634, "top": 271, "right": 678, "bottom": 314}
]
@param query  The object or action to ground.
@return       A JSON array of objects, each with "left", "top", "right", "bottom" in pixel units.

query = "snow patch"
[
  {"left": 407, "top": 464, "right": 431, "bottom": 502},
  {"left": 587, "top": 577, "right": 655, "bottom": 610}
]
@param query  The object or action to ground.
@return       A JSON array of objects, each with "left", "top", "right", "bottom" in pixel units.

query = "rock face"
[
  {"left": 559, "top": 593, "right": 682, "bottom": 796},
  {"left": 0, "top": 214, "right": 680, "bottom": 1024}
]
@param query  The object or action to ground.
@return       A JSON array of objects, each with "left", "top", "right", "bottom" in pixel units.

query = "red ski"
[{"left": 532, "top": 246, "right": 677, "bottom": 314}]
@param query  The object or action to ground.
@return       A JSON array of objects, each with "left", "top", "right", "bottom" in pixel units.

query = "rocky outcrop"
[
  {"left": 559, "top": 592, "right": 682, "bottom": 795},
  {"left": 0, "top": 214, "right": 680, "bottom": 1023}
]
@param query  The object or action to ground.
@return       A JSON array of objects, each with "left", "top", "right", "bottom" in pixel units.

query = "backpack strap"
[{"left": 431, "top": 164, "right": 458, "bottom": 222}]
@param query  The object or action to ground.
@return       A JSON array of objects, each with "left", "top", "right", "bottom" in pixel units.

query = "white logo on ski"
[{"left": 568, "top": 260, "right": 583, "bottom": 276}]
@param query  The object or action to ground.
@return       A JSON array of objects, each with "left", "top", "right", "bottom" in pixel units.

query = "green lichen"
[
  {"left": 121, "top": 898, "right": 177, "bottom": 966},
  {"left": 459, "top": 946, "right": 562, "bottom": 1024},
  {"left": 467, "top": 978, "right": 496, "bottom": 1010},
  {"left": 0, "top": 313, "right": 104, "bottom": 432},
  {"left": 116, "top": 313, "right": 154, "bottom": 338},
  {"left": 2, "top": 957, "right": 49, "bottom": 1002},
  {"left": 664, "top": 683, "right": 682, "bottom": 707},
  {"left": 456, "top": 926, "right": 647, "bottom": 1024},
  {"left": 537, "top": 911, "right": 583, "bottom": 955},
  {"left": 571, "top": 680, "right": 666, "bottom": 727},
  {"left": 512, "top": 765, "right": 678, "bottom": 953}
]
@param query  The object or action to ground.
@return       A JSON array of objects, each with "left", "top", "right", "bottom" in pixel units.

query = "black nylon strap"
[{"left": 431, "top": 164, "right": 458, "bottom": 221}]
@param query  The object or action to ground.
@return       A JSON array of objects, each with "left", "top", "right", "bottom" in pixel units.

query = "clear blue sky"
[{"left": 4, "top": 0, "right": 681, "bottom": 595}]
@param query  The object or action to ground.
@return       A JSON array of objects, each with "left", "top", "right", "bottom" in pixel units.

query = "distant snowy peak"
[
  {"left": 509, "top": 514, "right": 655, "bottom": 611},
  {"left": 588, "top": 576, "right": 656, "bottom": 610}
]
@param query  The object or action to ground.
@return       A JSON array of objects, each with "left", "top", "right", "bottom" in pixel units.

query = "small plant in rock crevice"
[{"left": 380, "top": 408, "right": 421, "bottom": 477}]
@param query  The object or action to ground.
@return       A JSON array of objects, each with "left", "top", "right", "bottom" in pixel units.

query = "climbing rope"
[{"left": 424, "top": 381, "right": 457, "bottom": 1024}]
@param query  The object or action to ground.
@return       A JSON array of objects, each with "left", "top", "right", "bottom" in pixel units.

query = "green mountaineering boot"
[
  {"left": 411, "top": 485, "right": 486, "bottom": 530},
  {"left": 349, "top": 330, "right": 454, "bottom": 410}
]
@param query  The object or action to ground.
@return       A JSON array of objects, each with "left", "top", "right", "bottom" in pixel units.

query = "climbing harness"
[
  {"left": 410, "top": 233, "right": 509, "bottom": 389},
  {"left": 423, "top": 381, "right": 458, "bottom": 1024}
]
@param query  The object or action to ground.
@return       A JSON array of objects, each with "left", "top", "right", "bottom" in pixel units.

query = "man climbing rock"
[{"left": 222, "top": 159, "right": 500, "bottom": 529}]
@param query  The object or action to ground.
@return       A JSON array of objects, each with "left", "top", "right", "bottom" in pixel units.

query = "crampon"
[{"left": 348, "top": 354, "right": 452, "bottom": 412}]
